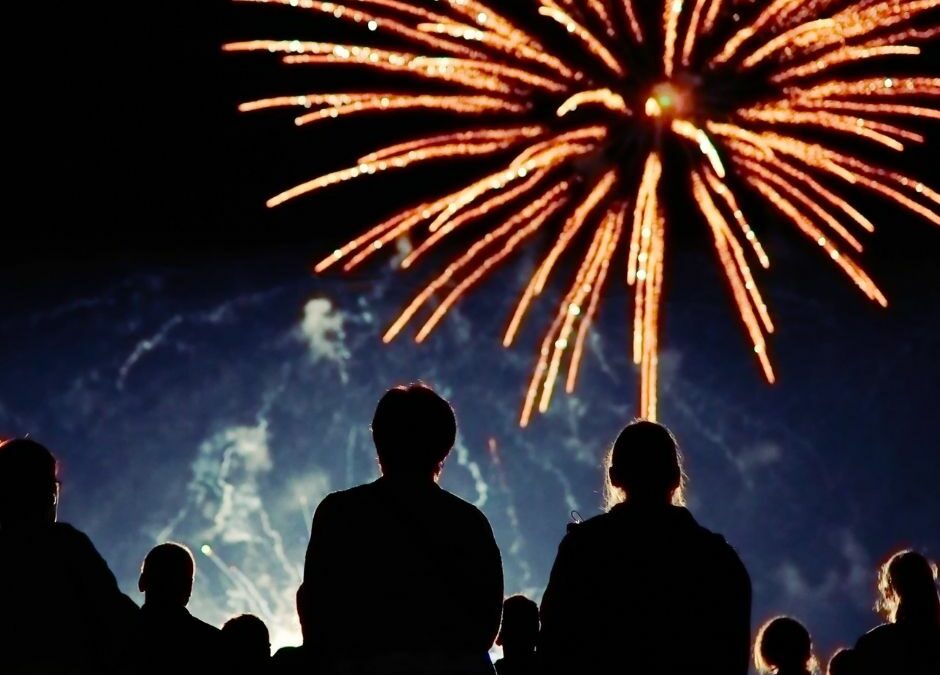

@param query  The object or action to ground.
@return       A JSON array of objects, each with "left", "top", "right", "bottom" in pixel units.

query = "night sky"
[{"left": 4, "top": 0, "right": 939, "bottom": 667}]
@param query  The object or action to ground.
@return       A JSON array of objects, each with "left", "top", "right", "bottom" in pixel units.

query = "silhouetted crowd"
[{"left": 1, "top": 384, "right": 937, "bottom": 674}]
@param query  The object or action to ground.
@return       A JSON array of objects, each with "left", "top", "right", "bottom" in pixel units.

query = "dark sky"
[{"left": 11, "top": 1, "right": 940, "bottom": 265}]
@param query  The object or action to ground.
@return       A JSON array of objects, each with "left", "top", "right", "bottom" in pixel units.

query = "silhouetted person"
[
  {"left": 494, "top": 595, "right": 539, "bottom": 675},
  {"left": 223, "top": 614, "right": 271, "bottom": 674},
  {"left": 271, "top": 646, "right": 308, "bottom": 674},
  {"left": 0, "top": 438, "right": 138, "bottom": 674},
  {"left": 754, "top": 616, "right": 817, "bottom": 675},
  {"left": 828, "top": 648, "right": 858, "bottom": 675},
  {"left": 298, "top": 383, "right": 503, "bottom": 674},
  {"left": 538, "top": 420, "right": 752, "bottom": 675},
  {"left": 854, "top": 549, "right": 939, "bottom": 675},
  {"left": 122, "top": 542, "right": 221, "bottom": 673}
]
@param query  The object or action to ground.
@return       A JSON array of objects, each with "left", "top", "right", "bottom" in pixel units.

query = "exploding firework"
[{"left": 226, "top": 0, "right": 940, "bottom": 425}]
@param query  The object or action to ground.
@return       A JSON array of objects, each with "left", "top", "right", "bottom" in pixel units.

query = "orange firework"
[{"left": 227, "top": 0, "right": 940, "bottom": 425}]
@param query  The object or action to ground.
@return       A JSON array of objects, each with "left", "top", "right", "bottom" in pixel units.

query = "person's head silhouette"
[
  {"left": 606, "top": 420, "right": 684, "bottom": 507},
  {"left": 371, "top": 383, "right": 456, "bottom": 481},
  {"left": 876, "top": 549, "right": 939, "bottom": 625},
  {"left": 222, "top": 614, "right": 271, "bottom": 665},
  {"left": 827, "top": 648, "right": 857, "bottom": 675},
  {"left": 497, "top": 594, "right": 539, "bottom": 657},
  {"left": 0, "top": 438, "right": 59, "bottom": 531},
  {"left": 139, "top": 542, "right": 196, "bottom": 608},
  {"left": 755, "top": 616, "right": 816, "bottom": 674}
]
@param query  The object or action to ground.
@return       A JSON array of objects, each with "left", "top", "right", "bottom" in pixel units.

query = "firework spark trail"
[
  {"left": 231, "top": 0, "right": 940, "bottom": 424},
  {"left": 486, "top": 438, "right": 535, "bottom": 587}
]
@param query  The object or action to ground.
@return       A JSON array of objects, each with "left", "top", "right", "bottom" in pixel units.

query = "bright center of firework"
[{"left": 645, "top": 83, "right": 688, "bottom": 118}]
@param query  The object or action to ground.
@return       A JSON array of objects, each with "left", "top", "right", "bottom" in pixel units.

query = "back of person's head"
[
  {"left": 755, "top": 616, "right": 817, "bottom": 674},
  {"left": 826, "top": 648, "right": 857, "bottom": 675},
  {"left": 877, "top": 549, "right": 940, "bottom": 625},
  {"left": 606, "top": 420, "right": 684, "bottom": 507},
  {"left": 222, "top": 614, "right": 271, "bottom": 664},
  {"left": 371, "top": 383, "right": 456, "bottom": 479},
  {"left": 0, "top": 438, "right": 59, "bottom": 530},
  {"left": 139, "top": 542, "right": 196, "bottom": 607},
  {"left": 497, "top": 594, "right": 539, "bottom": 653}
]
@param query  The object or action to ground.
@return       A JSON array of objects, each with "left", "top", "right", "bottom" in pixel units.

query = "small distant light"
[
  {"left": 368, "top": 20, "right": 378, "bottom": 31},
  {"left": 477, "top": 12, "right": 488, "bottom": 25},
  {"left": 568, "top": 304, "right": 582, "bottom": 316},
  {"left": 555, "top": 338, "right": 569, "bottom": 349},
  {"left": 201, "top": 544, "right": 213, "bottom": 557},
  {"left": 884, "top": 78, "right": 894, "bottom": 89}
]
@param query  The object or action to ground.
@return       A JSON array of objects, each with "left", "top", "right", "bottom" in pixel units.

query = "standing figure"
[
  {"left": 495, "top": 595, "right": 539, "bottom": 675},
  {"left": 854, "top": 549, "right": 939, "bottom": 675},
  {"left": 755, "top": 616, "right": 818, "bottom": 675},
  {"left": 122, "top": 542, "right": 222, "bottom": 673},
  {"left": 538, "top": 420, "right": 752, "bottom": 675},
  {"left": 0, "top": 438, "right": 138, "bottom": 674},
  {"left": 298, "top": 383, "right": 504, "bottom": 675}
]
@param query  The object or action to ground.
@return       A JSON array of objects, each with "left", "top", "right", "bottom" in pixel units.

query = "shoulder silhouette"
[
  {"left": 538, "top": 420, "right": 752, "bottom": 675},
  {"left": 854, "top": 549, "right": 939, "bottom": 675},
  {"left": 0, "top": 438, "right": 138, "bottom": 674},
  {"left": 755, "top": 616, "right": 817, "bottom": 675},
  {"left": 298, "top": 383, "right": 503, "bottom": 674},
  {"left": 495, "top": 595, "right": 539, "bottom": 675},
  {"left": 271, "top": 645, "right": 308, "bottom": 674},
  {"left": 222, "top": 614, "right": 271, "bottom": 674},
  {"left": 121, "top": 542, "right": 222, "bottom": 674}
]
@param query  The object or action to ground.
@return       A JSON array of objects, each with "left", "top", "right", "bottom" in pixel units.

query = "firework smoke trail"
[{"left": 228, "top": 0, "right": 940, "bottom": 424}]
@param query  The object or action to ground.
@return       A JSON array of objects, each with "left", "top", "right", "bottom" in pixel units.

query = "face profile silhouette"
[
  {"left": 0, "top": 438, "right": 59, "bottom": 531},
  {"left": 222, "top": 613, "right": 271, "bottom": 666},
  {"left": 497, "top": 595, "right": 539, "bottom": 653},
  {"left": 139, "top": 542, "right": 196, "bottom": 608}
]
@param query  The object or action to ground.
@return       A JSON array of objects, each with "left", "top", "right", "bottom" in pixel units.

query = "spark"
[
  {"left": 557, "top": 88, "right": 629, "bottom": 117},
  {"left": 231, "top": 0, "right": 940, "bottom": 424}
]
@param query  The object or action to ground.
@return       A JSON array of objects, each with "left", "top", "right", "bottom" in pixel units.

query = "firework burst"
[{"left": 227, "top": 0, "right": 940, "bottom": 425}]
